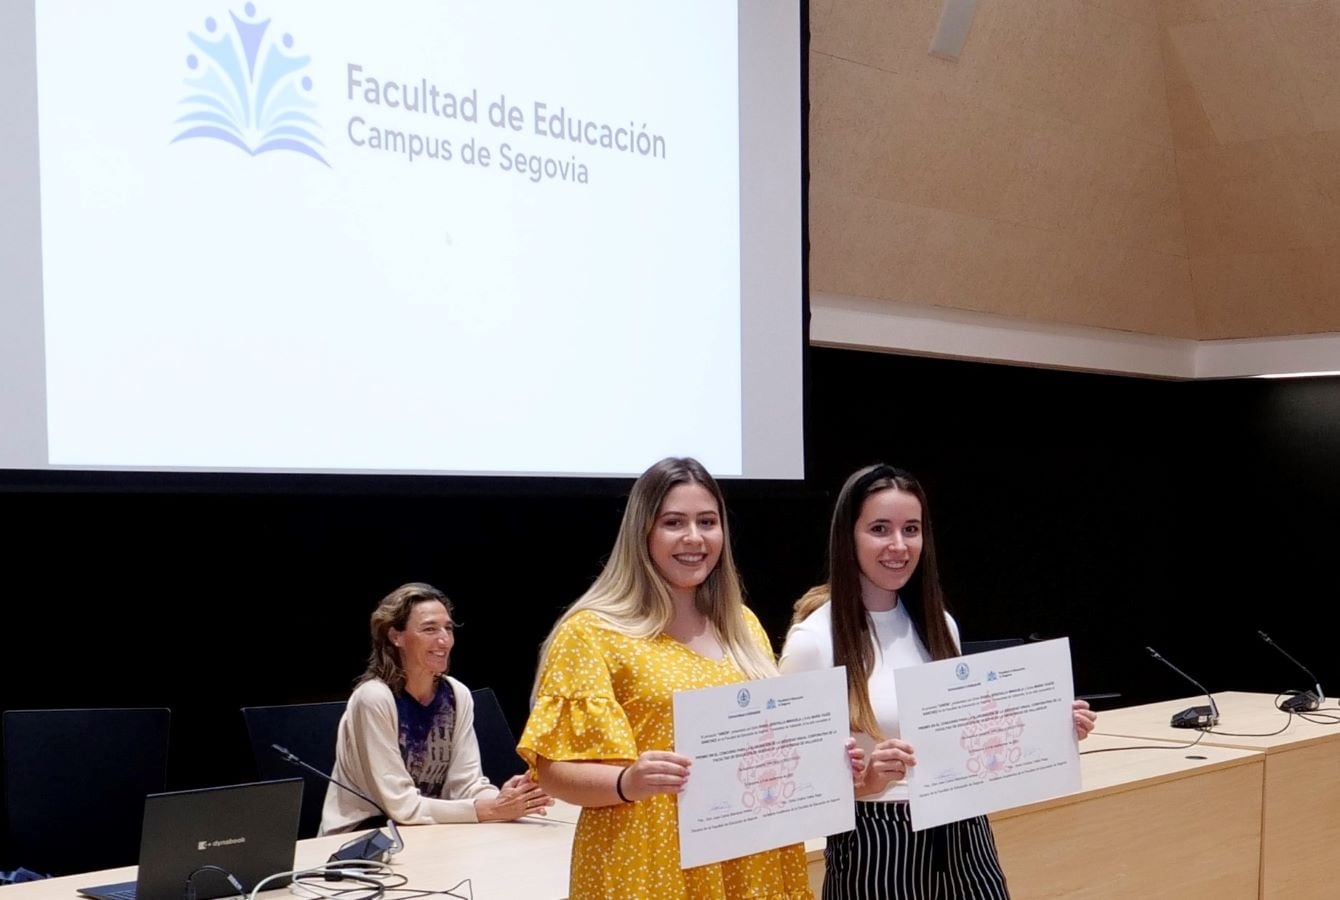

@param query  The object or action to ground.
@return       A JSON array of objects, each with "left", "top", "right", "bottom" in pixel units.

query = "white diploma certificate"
[
  {"left": 894, "top": 638, "right": 1080, "bottom": 831},
  {"left": 672, "top": 666, "right": 856, "bottom": 869}
]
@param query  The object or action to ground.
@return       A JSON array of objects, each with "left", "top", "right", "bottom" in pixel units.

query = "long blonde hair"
[{"left": 533, "top": 457, "right": 777, "bottom": 698}]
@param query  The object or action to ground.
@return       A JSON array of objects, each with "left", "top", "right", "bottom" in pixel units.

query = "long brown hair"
[
  {"left": 793, "top": 465, "right": 958, "bottom": 738},
  {"left": 360, "top": 582, "right": 455, "bottom": 694},
  {"left": 533, "top": 457, "right": 777, "bottom": 701}
]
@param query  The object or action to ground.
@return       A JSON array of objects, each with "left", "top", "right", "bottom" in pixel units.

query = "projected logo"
[{"left": 172, "top": 3, "right": 327, "bottom": 165}]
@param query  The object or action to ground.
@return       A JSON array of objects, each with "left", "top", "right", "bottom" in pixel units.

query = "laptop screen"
[{"left": 80, "top": 779, "right": 302, "bottom": 900}]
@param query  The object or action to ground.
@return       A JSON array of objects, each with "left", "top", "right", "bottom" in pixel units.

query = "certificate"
[
  {"left": 672, "top": 666, "right": 856, "bottom": 869},
  {"left": 894, "top": 638, "right": 1080, "bottom": 831}
]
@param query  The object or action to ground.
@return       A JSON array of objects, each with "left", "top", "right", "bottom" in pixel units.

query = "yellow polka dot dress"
[{"left": 518, "top": 608, "right": 813, "bottom": 900}]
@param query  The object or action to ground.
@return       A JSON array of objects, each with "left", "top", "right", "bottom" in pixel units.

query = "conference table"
[
  {"left": 1093, "top": 691, "right": 1340, "bottom": 900},
  {"left": 11, "top": 693, "right": 1334, "bottom": 900},
  {"left": 1, "top": 796, "right": 826, "bottom": 900},
  {"left": 989, "top": 732, "right": 1264, "bottom": 899},
  {"left": 6, "top": 743, "right": 1265, "bottom": 900},
  {"left": 4, "top": 809, "right": 582, "bottom": 900}
]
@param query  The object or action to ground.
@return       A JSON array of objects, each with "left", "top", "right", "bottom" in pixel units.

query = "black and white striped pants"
[{"left": 823, "top": 801, "right": 1009, "bottom": 899}]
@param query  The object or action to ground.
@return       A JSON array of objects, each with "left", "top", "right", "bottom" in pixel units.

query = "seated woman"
[{"left": 320, "top": 582, "right": 552, "bottom": 833}]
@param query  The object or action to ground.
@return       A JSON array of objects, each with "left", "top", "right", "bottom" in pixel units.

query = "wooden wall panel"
[
  {"left": 808, "top": 1, "right": 1194, "bottom": 337},
  {"left": 809, "top": 0, "right": 1340, "bottom": 339}
]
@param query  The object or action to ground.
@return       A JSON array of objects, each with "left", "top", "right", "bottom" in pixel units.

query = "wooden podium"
[
  {"left": 991, "top": 733, "right": 1263, "bottom": 898},
  {"left": 1095, "top": 691, "right": 1340, "bottom": 900}
]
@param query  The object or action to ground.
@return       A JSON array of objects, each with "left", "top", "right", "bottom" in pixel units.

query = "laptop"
[{"left": 79, "top": 779, "right": 303, "bottom": 900}]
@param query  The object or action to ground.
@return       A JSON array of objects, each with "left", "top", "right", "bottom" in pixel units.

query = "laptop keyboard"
[{"left": 100, "top": 889, "right": 136, "bottom": 900}]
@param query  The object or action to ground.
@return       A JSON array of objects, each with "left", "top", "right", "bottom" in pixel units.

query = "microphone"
[
  {"left": 1257, "top": 631, "right": 1324, "bottom": 712},
  {"left": 271, "top": 743, "right": 403, "bottom": 862},
  {"left": 1146, "top": 647, "right": 1220, "bottom": 728}
]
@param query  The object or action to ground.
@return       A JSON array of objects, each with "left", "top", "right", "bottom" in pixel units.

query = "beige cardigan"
[{"left": 319, "top": 675, "right": 499, "bottom": 834}]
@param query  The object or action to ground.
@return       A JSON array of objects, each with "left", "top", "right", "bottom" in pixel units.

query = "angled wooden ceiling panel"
[{"left": 809, "top": 0, "right": 1340, "bottom": 339}]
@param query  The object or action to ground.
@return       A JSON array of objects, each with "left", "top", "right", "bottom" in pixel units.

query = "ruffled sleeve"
[{"left": 517, "top": 613, "right": 637, "bottom": 768}]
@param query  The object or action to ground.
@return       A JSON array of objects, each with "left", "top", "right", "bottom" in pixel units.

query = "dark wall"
[
  {"left": 808, "top": 349, "right": 1200, "bottom": 698},
  {"left": 1182, "top": 376, "right": 1340, "bottom": 698},
  {"left": 4, "top": 347, "right": 1338, "bottom": 868}
]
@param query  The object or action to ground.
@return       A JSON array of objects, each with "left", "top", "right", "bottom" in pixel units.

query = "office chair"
[
  {"left": 2, "top": 707, "right": 170, "bottom": 876},
  {"left": 240, "top": 701, "right": 346, "bottom": 839},
  {"left": 470, "top": 688, "right": 527, "bottom": 787},
  {"left": 960, "top": 638, "right": 1122, "bottom": 707},
  {"left": 960, "top": 638, "right": 1028, "bottom": 655}
]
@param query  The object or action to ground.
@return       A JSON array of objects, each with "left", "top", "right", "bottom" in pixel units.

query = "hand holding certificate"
[
  {"left": 893, "top": 638, "right": 1082, "bottom": 830},
  {"left": 672, "top": 667, "right": 856, "bottom": 869}
]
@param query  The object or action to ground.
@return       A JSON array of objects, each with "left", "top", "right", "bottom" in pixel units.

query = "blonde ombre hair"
[{"left": 533, "top": 457, "right": 777, "bottom": 699}]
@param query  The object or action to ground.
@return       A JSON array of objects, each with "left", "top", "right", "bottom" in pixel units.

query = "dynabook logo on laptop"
[
  {"left": 197, "top": 837, "right": 247, "bottom": 851},
  {"left": 79, "top": 780, "right": 301, "bottom": 900}
]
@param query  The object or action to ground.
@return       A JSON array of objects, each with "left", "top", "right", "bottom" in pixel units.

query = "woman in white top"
[
  {"left": 320, "top": 582, "right": 552, "bottom": 834},
  {"left": 780, "top": 465, "right": 1096, "bottom": 899}
]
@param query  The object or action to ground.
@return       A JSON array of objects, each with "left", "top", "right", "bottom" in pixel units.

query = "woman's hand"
[
  {"left": 860, "top": 738, "right": 916, "bottom": 796},
  {"left": 475, "top": 773, "right": 554, "bottom": 822},
  {"left": 1072, "top": 699, "right": 1097, "bottom": 741},
  {"left": 619, "top": 750, "right": 693, "bottom": 801},
  {"left": 844, "top": 738, "right": 866, "bottom": 789}
]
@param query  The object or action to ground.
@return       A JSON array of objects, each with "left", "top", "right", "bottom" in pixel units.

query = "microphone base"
[
  {"left": 1281, "top": 692, "right": 1320, "bottom": 713},
  {"left": 1170, "top": 705, "right": 1218, "bottom": 729},
  {"left": 330, "top": 828, "right": 397, "bottom": 863}
]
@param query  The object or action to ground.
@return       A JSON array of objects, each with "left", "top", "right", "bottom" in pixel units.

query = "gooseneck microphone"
[
  {"left": 1257, "top": 631, "right": 1325, "bottom": 712},
  {"left": 272, "top": 744, "right": 403, "bottom": 861},
  {"left": 1146, "top": 647, "right": 1220, "bottom": 728}
]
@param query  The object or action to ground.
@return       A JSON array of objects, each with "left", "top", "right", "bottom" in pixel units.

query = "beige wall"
[{"left": 808, "top": 0, "right": 1340, "bottom": 340}]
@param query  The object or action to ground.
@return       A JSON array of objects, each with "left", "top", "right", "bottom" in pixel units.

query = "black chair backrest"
[
  {"left": 960, "top": 638, "right": 1028, "bottom": 655},
  {"left": 2, "top": 707, "right": 170, "bottom": 876},
  {"left": 240, "top": 701, "right": 346, "bottom": 839},
  {"left": 470, "top": 688, "right": 526, "bottom": 787}
]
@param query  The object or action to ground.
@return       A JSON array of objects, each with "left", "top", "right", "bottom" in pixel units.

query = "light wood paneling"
[
  {"left": 805, "top": 734, "right": 1264, "bottom": 899},
  {"left": 1269, "top": 1, "right": 1340, "bottom": 132},
  {"left": 1190, "top": 246, "right": 1340, "bottom": 338},
  {"left": 810, "top": 190, "right": 1198, "bottom": 337},
  {"left": 1261, "top": 740, "right": 1340, "bottom": 900},
  {"left": 1041, "top": 235, "right": 1195, "bottom": 335},
  {"left": 809, "top": 0, "right": 1340, "bottom": 339},
  {"left": 992, "top": 738, "right": 1263, "bottom": 900},
  {"left": 1167, "top": 14, "right": 1311, "bottom": 144},
  {"left": 1095, "top": 692, "right": 1340, "bottom": 899},
  {"left": 1279, "top": 130, "right": 1340, "bottom": 240},
  {"left": 1162, "top": 30, "right": 1220, "bottom": 149},
  {"left": 1084, "top": 0, "right": 1162, "bottom": 26},
  {"left": 809, "top": 0, "right": 1193, "bottom": 337},
  {"left": 1177, "top": 140, "right": 1305, "bottom": 257},
  {"left": 1157, "top": 0, "right": 1317, "bottom": 28}
]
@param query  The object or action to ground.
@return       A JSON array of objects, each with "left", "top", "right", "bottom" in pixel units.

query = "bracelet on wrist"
[{"left": 615, "top": 765, "right": 632, "bottom": 803}]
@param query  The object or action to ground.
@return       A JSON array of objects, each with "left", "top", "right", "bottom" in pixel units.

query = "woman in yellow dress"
[{"left": 518, "top": 457, "right": 814, "bottom": 900}]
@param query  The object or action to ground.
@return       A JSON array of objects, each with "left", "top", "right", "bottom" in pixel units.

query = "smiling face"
[
  {"left": 647, "top": 482, "right": 724, "bottom": 603},
  {"left": 853, "top": 487, "right": 924, "bottom": 609},
  {"left": 389, "top": 599, "right": 456, "bottom": 682}
]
